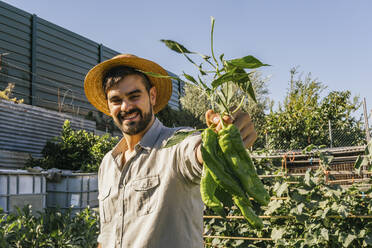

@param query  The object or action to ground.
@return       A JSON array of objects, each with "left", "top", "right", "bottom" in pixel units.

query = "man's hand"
[
  {"left": 205, "top": 109, "right": 257, "bottom": 148},
  {"left": 196, "top": 109, "right": 257, "bottom": 164}
]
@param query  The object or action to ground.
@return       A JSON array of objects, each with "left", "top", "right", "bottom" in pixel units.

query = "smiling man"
[{"left": 84, "top": 54, "right": 257, "bottom": 248}]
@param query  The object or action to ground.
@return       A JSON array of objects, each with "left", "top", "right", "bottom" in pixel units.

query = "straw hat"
[{"left": 84, "top": 54, "right": 172, "bottom": 116}]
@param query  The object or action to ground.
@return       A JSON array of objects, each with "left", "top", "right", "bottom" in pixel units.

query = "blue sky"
[{"left": 3, "top": 0, "right": 372, "bottom": 116}]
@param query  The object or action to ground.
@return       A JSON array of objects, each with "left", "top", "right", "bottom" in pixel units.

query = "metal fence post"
[
  {"left": 363, "top": 98, "right": 370, "bottom": 142},
  {"left": 328, "top": 119, "right": 333, "bottom": 148}
]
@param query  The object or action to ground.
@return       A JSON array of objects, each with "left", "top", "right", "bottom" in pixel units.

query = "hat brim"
[{"left": 84, "top": 55, "right": 172, "bottom": 116}]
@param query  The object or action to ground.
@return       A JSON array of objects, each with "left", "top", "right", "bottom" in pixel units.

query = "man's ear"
[{"left": 149, "top": 86, "right": 157, "bottom": 106}]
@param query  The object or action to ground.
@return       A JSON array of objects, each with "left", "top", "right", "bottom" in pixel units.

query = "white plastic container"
[
  {"left": 46, "top": 172, "right": 98, "bottom": 213},
  {"left": 0, "top": 169, "right": 46, "bottom": 213}
]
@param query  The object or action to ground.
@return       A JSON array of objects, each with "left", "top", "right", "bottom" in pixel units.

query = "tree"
[
  {"left": 156, "top": 104, "right": 205, "bottom": 129},
  {"left": 265, "top": 69, "right": 364, "bottom": 150}
]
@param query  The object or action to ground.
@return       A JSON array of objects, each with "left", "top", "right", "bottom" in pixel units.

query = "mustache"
[{"left": 118, "top": 108, "right": 142, "bottom": 119}]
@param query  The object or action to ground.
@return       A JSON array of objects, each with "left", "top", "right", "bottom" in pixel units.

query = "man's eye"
[
  {"left": 111, "top": 99, "right": 121, "bottom": 104},
  {"left": 130, "top": 95, "right": 140, "bottom": 100}
]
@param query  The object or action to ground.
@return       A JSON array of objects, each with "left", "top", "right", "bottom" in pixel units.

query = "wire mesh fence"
[{"left": 263, "top": 121, "right": 368, "bottom": 152}]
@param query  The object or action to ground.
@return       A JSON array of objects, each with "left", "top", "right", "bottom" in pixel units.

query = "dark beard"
[{"left": 116, "top": 107, "right": 153, "bottom": 135}]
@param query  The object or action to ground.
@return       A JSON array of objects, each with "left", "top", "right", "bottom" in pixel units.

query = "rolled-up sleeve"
[{"left": 176, "top": 132, "right": 203, "bottom": 184}]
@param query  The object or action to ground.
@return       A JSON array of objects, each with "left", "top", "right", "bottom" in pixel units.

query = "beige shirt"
[{"left": 97, "top": 118, "right": 203, "bottom": 248}]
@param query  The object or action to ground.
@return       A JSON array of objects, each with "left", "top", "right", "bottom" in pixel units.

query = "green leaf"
[
  {"left": 219, "top": 53, "right": 225, "bottom": 63},
  {"left": 367, "top": 139, "right": 372, "bottom": 155},
  {"left": 232, "top": 240, "right": 245, "bottom": 247},
  {"left": 220, "top": 82, "right": 233, "bottom": 103},
  {"left": 276, "top": 182, "right": 288, "bottom": 197},
  {"left": 358, "top": 229, "right": 366, "bottom": 238},
  {"left": 271, "top": 227, "right": 285, "bottom": 241},
  {"left": 139, "top": 70, "right": 179, "bottom": 80},
  {"left": 354, "top": 155, "right": 370, "bottom": 174},
  {"left": 321, "top": 228, "right": 329, "bottom": 241},
  {"left": 319, "top": 153, "right": 333, "bottom": 166},
  {"left": 246, "top": 81, "right": 257, "bottom": 103},
  {"left": 265, "top": 200, "right": 282, "bottom": 215},
  {"left": 182, "top": 72, "right": 198, "bottom": 85},
  {"left": 338, "top": 205, "right": 348, "bottom": 218},
  {"left": 343, "top": 234, "right": 356, "bottom": 247},
  {"left": 211, "top": 69, "right": 237, "bottom": 88},
  {"left": 354, "top": 155, "right": 363, "bottom": 171},
  {"left": 321, "top": 207, "right": 330, "bottom": 218},
  {"left": 297, "top": 188, "right": 310, "bottom": 195},
  {"left": 196, "top": 75, "right": 211, "bottom": 94},
  {"left": 303, "top": 144, "right": 316, "bottom": 153},
  {"left": 160, "top": 39, "right": 193, "bottom": 54},
  {"left": 365, "top": 233, "right": 372, "bottom": 245},
  {"left": 163, "top": 130, "right": 199, "bottom": 148},
  {"left": 296, "top": 203, "right": 305, "bottom": 215},
  {"left": 304, "top": 169, "right": 311, "bottom": 186},
  {"left": 295, "top": 213, "right": 308, "bottom": 223},
  {"left": 319, "top": 200, "right": 329, "bottom": 208},
  {"left": 228, "top": 55, "right": 269, "bottom": 69}
]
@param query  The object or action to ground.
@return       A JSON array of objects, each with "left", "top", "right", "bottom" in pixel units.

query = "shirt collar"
[{"left": 138, "top": 118, "right": 163, "bottom": 150}]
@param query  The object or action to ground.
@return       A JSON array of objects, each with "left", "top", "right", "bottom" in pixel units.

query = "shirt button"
[
  {"left": 119, "top": 212, "right": 123, "bottom": 216},
  {"left": 119, "top": 184, "right": 123, "bottom": 188}
]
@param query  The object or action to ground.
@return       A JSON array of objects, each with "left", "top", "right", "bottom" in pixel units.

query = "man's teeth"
[{"left": 123, "top": 112, "right": 138, "bottom": 120}]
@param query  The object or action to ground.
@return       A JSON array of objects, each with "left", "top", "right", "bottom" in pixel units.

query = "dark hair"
[{"left": 102, "top": 66, "right": 152, "bottom": 96}]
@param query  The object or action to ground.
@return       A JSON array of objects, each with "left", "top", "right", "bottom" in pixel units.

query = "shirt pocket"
[
  {"left": 98, "top": 186, "right": 113, "bottom": 223},
  {"left": 131, "top": 175, "right": 160, "bottom": 216}
]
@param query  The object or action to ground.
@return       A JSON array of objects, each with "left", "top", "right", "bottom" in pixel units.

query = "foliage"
[
  {"left": 156, "top": 104, "right": 206, "bottom": 129},
  {"left": 204, "top": 151, "right": 372, "bottom": 247},
  {"left": 265, "top": 69, "right": 365, "bottom": 150},
  {"left": 0, "top": 206, "right": 99, "bottom": 248},
  {"left": 26, "top": 120, "right": 118, "bottom": 172},
  {"left": 355, "top": 139, "right": 372, "bottom": 173},
  {"left": 179, "top": 83, "right": 210, "bottom": 126},
  {"left": 0, "top": 83, "right": 23, "bottom": 104},
  {"left": 85, "top": 111, "right": 117, "bottom": 134}
]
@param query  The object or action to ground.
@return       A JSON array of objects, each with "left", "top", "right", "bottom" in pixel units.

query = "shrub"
[{"left": 26, "top": 120, "right": 118, "bottom": 172}]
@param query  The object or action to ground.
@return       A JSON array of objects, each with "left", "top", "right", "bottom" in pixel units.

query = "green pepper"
[
  {"left": 201, "top": 128, "right": 247, "bottom": 199},
  {"left": 200, "top": 165, "right": 226, "bottom": 217},
  {"left": 218, "top": 124, "right": 270, "bottom": 206},
  {"left": 232, "top": 195, "right": 263, "bottom": 229},
  {"left": 201, "top": 127, "right": 265, "bottom": 228},
  {"left": 214, "top": 186, "right": 234, "bottom": 209}
]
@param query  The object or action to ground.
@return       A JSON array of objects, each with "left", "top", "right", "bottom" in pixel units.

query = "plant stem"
[
  {"left": 195, "top": 52, "right": 217, "bottom": 70},
  {"left": 210, "top": 17, "right": 219, "bottom": 74},
  {"left": 232, "top": 96, "right": 246, "bottom": 114}
]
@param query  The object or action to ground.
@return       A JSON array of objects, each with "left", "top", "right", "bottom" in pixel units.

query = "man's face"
[{"left": 107, "top": 74, "right": 156, "bottom": 135}]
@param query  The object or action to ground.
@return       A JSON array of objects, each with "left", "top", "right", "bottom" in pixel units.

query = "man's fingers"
[
  {"left": 243, "top": 129, "right": 257, "bottom": 148},
  {"left": 240, "top": 122, "right": 255, "bottom": 140},
  {"left": 233, "top": 112, "right": 252, "bottom": 130},
  {"left": 230, "top": 108, "right": 243, "bottom": 121},
  {"left": 205, "top": 109, "right": 234, "bottom": 132},
  {"left": 206, "top": 110, "right": 255, "bottom": 148},
  {"left": 205, "top": 109, "right": 216, "bottom": 127}
]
